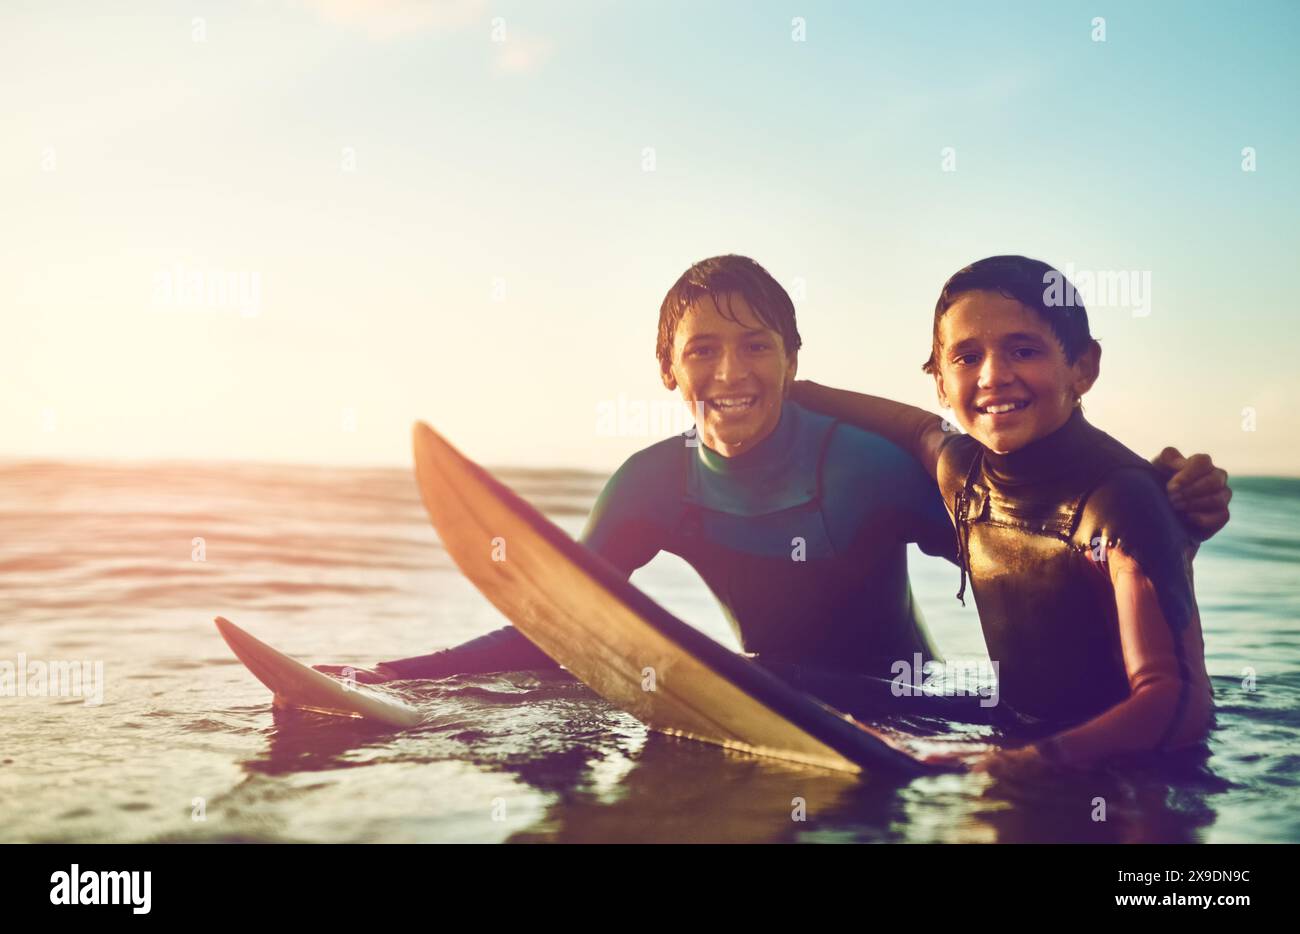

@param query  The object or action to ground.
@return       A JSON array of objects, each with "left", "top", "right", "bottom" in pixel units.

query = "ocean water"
[{"left": 1, "top": 460, "right": 1297, "bottom": 844}]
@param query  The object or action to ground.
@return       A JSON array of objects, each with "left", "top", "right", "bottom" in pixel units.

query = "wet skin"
[
  {"left": 932, "top": 289, "right": 1100, "bottom": 454},
  {"left": 662, "top": 292, "right": 798, "bottom": 457}
]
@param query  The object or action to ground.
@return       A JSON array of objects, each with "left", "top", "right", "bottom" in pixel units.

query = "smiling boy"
[
  {"left": 793, "top": 255, "right": 1220, "bottom": 770},
  {"left": 345, "top": 256, "right": 961, "bottom": 706}
]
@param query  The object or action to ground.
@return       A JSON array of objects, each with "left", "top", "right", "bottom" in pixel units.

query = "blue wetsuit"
[{"left": 381, "top": 402, "right": 958, "bottom": 688}]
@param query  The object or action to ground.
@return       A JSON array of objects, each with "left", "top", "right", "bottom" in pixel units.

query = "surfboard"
[
  {"left": 411, "top": 421, "right": 931, "bottom": 776},
  {"left": 215, "top": 615, "right": 425, "bottom": 728}
]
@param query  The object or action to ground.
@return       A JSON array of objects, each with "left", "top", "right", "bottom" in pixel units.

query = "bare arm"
[
  {"left": 791, "top": 380, "right": 947, "bottom": 480},
  {"left": 794, "top": 382, "right": 1232, "bottom": 534},
  {"left": 1034, "top": 544, "right": 1213, "bottom": 767}
]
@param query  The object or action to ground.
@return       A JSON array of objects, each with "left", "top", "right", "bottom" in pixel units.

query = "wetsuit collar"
[
  {"left": 980, "top": 406, "right": 1093, "bottom": 485},
  {"left": 695, "top": 400, "right": 799, "bottom": 473},
  {"left": 686, "top": 400, "right": 823, "bottom": 516}
]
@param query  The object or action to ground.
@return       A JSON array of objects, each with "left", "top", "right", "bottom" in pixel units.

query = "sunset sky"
[{"left": 4, "top": 0, "right": 1297, "bottom": 474}]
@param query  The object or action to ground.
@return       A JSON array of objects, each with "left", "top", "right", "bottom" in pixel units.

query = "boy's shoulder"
[
  {"left": 1078, "top": 465, "right": 1186, "bottom": 546},
  {"left": 583, "top": 434, "right": 690, "bottom": 563},
  {"left": 1078, "top": 464, "right": 1197, "bottom": 632},
  {"left": 605, "top": 431, "right": 690, "bottom": 487},
  {"left": 817, "top": 416, "right": 944, "bottom": 519},
  {"left": 1073, "top": 422, "right": 1174, "bottom": 525},
  {"left": 1068, "top": 431, "right": 1194, "bottom": 617},
  {"left": 934, "top": 430, "right": 981, "bottom": 501},
  {"left": 820, "top": 413, "right": 929, "bottom": 476}
]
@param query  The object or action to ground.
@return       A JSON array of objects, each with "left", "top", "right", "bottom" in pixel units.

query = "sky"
[{"left": 3, "top": 0, "right": 1297, "bottom": 474}]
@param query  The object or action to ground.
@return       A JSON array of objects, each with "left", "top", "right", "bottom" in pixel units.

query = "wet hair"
[
  {"left": 922, "top": 255, "right": 1095, "bottom": 375},
  {"left": 657, "top": 255, "right": 802, "bottom": 374}
]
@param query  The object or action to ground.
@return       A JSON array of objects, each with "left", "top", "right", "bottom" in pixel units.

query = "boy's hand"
[
  {"left": 916, "top": 742, "right": 998, "bottom": 771},
  {"left": 967, "top": 745, "right": 1062, "bottom": 780},
  {"left": 1151, "top": 447, "right": 1231, "bottom": 541},
  {"left": 919, "top": 749, "right": 986, "bottom": 771}
]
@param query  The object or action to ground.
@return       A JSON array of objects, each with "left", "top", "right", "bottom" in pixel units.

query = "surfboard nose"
[
  {"left": 214, "top": 615, "right": 251, "bottom": 655},
  {"left": 213, "top": 615, "right": 424, "bottom": 728},
  {"left": 412, "top": 420, "right": 436, "bottom": 447}
]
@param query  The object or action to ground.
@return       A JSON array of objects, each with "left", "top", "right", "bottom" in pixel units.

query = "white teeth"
[
  {"left": 710, "top": 396, "right": 756, "bottom": 410},
  {"left": 980, "top": 401, "right": 1029, "bottom": 415}
]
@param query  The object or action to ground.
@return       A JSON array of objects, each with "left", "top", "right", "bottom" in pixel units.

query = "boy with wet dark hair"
[
  {"left": 656, "top": 253, "right": 803, "bottom": 381},
  {"left": 794, "top": 254, "right": 1221, "bottom": 771},
  {"left": 334, "top": 255, "right": 960, "bottom": 706},
  {"left": 921, "top": 254, "right": 1093, "bottom": 376}
]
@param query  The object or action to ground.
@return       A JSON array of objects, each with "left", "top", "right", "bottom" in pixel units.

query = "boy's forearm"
[
  {"left": 791, "top": 380, "right": 945, "bottom": 477},
  {"left": 1035, "top": 680, "right": 1193, "bottom": 767},
  {"left": 1037, "top": 566, "right": 1211, "bottom": 767}
]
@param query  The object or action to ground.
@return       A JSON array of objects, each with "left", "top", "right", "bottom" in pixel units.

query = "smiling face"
[
  {"left": 662, "top": 292, "right": 797, "bottom": 457},
  {"left": 934, "top": 290, "right": 1099, "bottom": 454}
]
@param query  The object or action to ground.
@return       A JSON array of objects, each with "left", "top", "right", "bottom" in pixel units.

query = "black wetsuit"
[
  {"left": 939, "top": 408, "right": 1214, "bottom": 750},
  {"left": 380, "top": 402, "right": 960, "bottom": 700}
]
